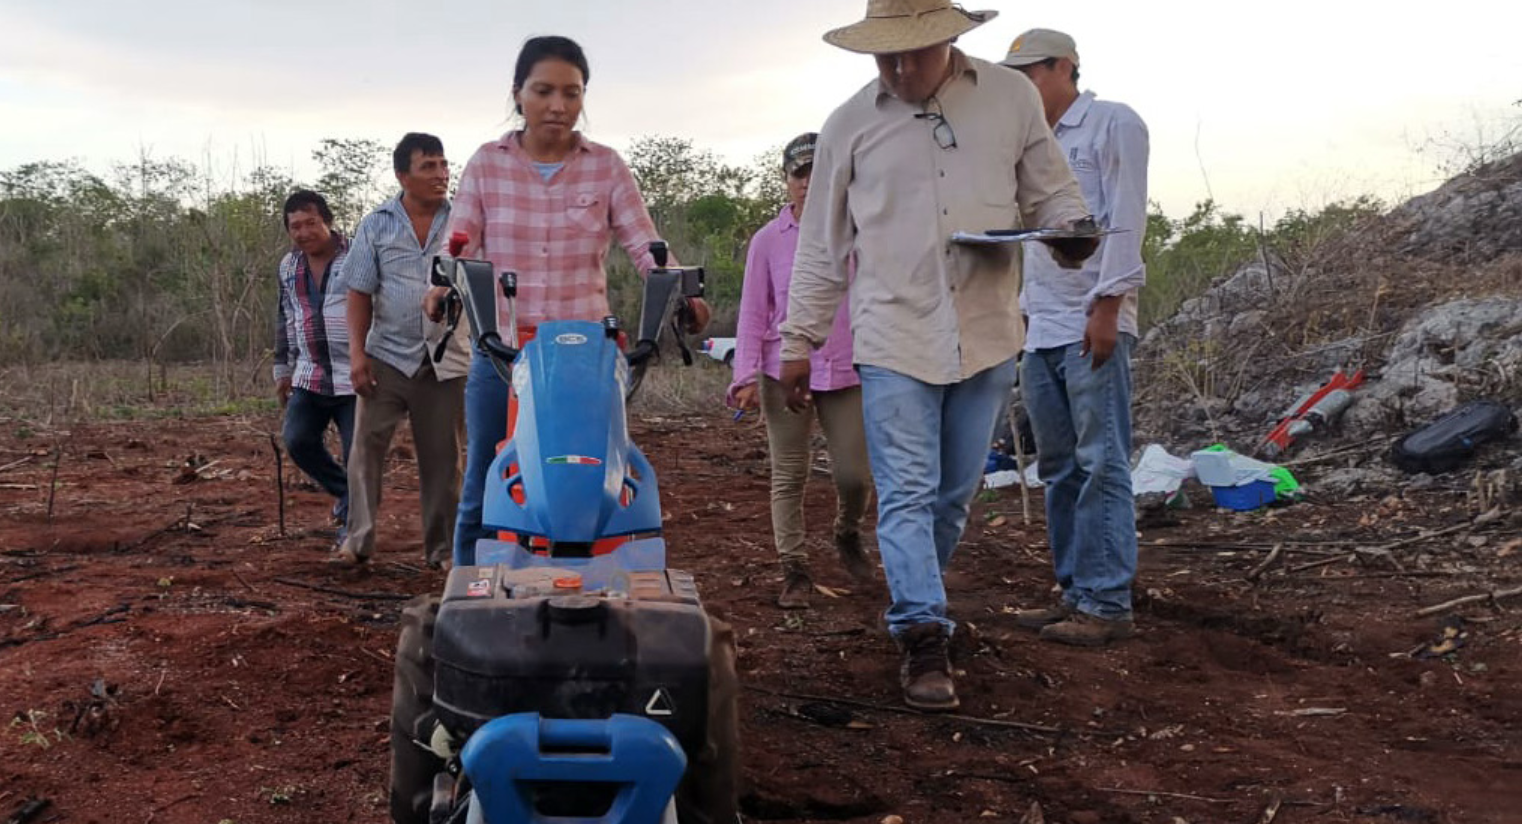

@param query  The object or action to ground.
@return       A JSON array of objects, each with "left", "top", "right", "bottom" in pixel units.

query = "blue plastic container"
[{"left": 1209, "top": 479, "right": 1277, "bottom": 511}]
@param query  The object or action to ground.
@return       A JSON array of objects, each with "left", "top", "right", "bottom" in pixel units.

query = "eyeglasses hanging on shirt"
[{"left": 914, "top": 97, "right": 957, "bottom": 151}]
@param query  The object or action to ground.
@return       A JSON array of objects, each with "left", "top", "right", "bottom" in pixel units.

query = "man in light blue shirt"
[
  {"left": 1001, "top": 29, "right": 1149, "bottom": 646},
  {"left": 336, "top": 132, "right": 470, "bottom": 569}
]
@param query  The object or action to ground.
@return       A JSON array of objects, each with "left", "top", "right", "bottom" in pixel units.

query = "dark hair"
[
  {"left": 282, "top": 189, "right": 333, "bottom": 228},
  {"left": 512, "top": 36, "right": 590, "bottom": 115},
  {"left": 393, "top": 132, "right": 445, "bottom": 175},
  {"left": 1028, "top": 57, "right": 1080, "bottom": 85}
]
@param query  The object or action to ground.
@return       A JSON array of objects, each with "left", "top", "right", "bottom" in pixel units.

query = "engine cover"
[{"left": 431, "top": 564, "right": 712, "bottom": 759}]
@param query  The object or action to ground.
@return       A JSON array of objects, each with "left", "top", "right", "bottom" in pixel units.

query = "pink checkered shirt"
[{"left": 447, "top": 132, "right": 663, "bottom": 331}]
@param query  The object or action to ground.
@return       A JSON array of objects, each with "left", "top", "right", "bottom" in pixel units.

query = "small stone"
[{"left": 881, "top": 816, "right": 904, "bottom": 824}]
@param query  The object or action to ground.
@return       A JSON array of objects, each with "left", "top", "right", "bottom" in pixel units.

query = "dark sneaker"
[
  {"left": 1039, "top": 612, "right": 1135, "bottom": 647},
  {"left": 1013, "top": 600, "right": 1074, "bottom": 631},
  {"left": 897, "top": 622, "right": 959, "bottom": 711},
  {"left": 776, "top": 565, "right": 812, "bottom": 610},
  {"left": 834, "top": 532, "right": 874, "bottom": 584}
]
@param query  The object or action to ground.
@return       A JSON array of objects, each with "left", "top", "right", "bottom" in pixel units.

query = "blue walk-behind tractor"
[{"left": 388, "top": 243, "right": 740, "bottom": 824}]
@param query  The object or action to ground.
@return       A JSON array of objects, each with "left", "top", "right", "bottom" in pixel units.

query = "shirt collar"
[
  {"left": 380, "top": 193, "right": 408, "bottom": 218},
  {"left": 778, "top": 203, "right": 800, "bottom": 233},
  {"left": 497, "top": 130, "right": 592, "bottom": 157},
  {"left": 1057, "top": 90, "right": 1097, "bottom": 130},
  {"left": 382, "top": 192, "right": 450, "bottom": 218},
  {"left": 873, "top": 47, "right": 977, "bottom": 106}
]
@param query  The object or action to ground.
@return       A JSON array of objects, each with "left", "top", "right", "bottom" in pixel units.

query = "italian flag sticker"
[{"left": 547, "top": 455, "right": 603, "bottom": 466}]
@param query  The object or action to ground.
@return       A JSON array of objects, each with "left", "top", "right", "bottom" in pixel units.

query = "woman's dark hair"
[
  {"left": 512, "top": 36, "right": 590, "bottom": 115},
  {"left": 282, "top": 189, "right": 333, "bottom": 228}
]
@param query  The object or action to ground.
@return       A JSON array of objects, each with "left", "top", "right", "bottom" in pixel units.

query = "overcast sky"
[{"left": 1, "top": 0, "right": 1518, "bottom": 219}]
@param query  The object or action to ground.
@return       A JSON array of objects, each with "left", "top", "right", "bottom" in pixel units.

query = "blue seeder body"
[
  {"left": 472, "top": 320, "right": 667, "bottom": 583},
  {"left": 420, "top": 252, "right": 719, "bottom": 824}
]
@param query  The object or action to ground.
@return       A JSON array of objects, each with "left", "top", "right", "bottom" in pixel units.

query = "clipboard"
[{"left": 951, "top": 227, "right": 1127, "bottom": 245}]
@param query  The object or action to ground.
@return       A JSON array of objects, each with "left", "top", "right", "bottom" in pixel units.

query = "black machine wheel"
[
  {"left": 673, "top": 617, "right": 741, "bottom": 824},
  {"left": 391, "top": 594, "right": 445, "bottom": 824}
]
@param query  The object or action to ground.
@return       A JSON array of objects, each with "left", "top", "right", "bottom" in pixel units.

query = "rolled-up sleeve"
[
  {"left": 609, "top": 154, "right": 663, "bottom": 276},
  {"left": 272, "top": 258, "right": 297, "bottom": 382},
  {"left": 730, "top": 224, "right": 774, "bottom": 390},
  {"left": 1011, "top": 80, "right": 1090, "bottom": 230},
  {"left": 447, "top": 151, "right": 488, "bottom": 259},
  {"left": 1087, "top": 108, "right": 1150, "bottom": 303},
  {"left": 780, "top": 122, "right": 853, "bottom": 362}
]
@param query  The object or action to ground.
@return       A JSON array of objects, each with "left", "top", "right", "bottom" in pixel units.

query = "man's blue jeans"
[
  {"left": 281, "top": 388, "right": 356, "bottom": 524},
  {"left": 858, "top": 359, "right": 1018, "bottom": 638},
  {"left": 454, "top": 354, "right": 510, "bottom": 566},
  {"left": 1020, "top": 335, "right": 1138, "bottom": 620}
]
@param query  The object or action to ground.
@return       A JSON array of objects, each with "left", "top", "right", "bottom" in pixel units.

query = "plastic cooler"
[{"left": 1209, "top": 479, "right": 1277, "bottom": 511}]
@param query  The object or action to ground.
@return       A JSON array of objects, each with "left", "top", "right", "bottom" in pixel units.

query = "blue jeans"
[
  {"left": 454, "top": 354, "right": 510, "bottom": 566},
  {"left": 282, "top": 388, "right": 356, "bottom": 523},
  {"left": 859, "top": 359, "right": 1018, "bottom": 637},
  {"left": 1021, "top": 335, "right": 1138, "bottom": 620}
]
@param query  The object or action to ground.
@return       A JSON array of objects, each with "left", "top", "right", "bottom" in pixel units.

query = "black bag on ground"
[{"left": 1389, "top": 400, "right": 1518, "bottom": 474}]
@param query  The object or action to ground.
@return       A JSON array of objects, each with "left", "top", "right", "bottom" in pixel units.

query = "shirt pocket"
[
  {"left": 566, "top": 189, "right": 609, "bottom": 235},
  {"left": 378, "top": 240, "right": 416, "bottom": 270},
  {"left": 1067, "top": 146, "right": 1103, "bottom": 214},
  {"left": 976, "top": 135, "right": 1020, "bottom": 208}
]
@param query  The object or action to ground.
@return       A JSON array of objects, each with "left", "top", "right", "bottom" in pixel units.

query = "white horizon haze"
[{"left": 1, "top": 0, "right": 1518, "bottom": 221}]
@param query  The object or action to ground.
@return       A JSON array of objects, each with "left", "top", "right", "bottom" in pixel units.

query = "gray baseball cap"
[{"left": 1000, "top": 28, "right": 1080, "bottom": 68}]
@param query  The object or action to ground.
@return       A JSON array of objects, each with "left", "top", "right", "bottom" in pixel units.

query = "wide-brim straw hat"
[{"left": 824, "top": 0, "right": 998, "bottom": 55}]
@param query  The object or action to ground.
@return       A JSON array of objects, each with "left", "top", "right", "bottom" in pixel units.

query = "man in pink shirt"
[{"left": 728, "top": 133, "right": 873, "bottom": 609}]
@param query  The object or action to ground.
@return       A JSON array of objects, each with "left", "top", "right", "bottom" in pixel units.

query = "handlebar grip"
[
  {"left": 624, "top": 340, "right": 656, "bottom": 367},
  {"left": 480, "top": 334, "right": 519, "bottom": 365}
]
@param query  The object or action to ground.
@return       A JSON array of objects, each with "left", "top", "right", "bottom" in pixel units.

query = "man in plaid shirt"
[{"left": 273, "top": 190, "right": 354, "bottom": 541}]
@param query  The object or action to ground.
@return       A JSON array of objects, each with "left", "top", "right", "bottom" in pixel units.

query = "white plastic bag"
[{"left": 1132, "top": 444, "right": 1195, "bottom": 497}]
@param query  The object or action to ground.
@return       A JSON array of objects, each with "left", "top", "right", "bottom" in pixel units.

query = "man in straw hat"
[
  {"left": 779, "top": 0, "right": 1099, "bottom": 711},
  {"left": 1000, "top": 29, "right": 1150, "bottom": 648}
]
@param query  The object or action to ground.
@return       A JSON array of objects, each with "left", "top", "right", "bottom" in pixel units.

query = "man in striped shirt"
[
  {"left": 336, "top": 133, "right": 469, "bottom": 569},
  {"left": 273, "top": 190, "right": 354, "bottom": 541}
]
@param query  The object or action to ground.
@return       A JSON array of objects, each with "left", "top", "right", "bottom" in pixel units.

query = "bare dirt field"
[{"left": 2, "top": 411, "right": 1519, "bottom": 824}]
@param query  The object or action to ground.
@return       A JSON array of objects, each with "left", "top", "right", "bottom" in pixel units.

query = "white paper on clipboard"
[{"left": 951, "top": 227, "right": 1127, "bottom": 245}]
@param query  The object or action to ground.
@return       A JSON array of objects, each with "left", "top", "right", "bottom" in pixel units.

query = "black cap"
[{"left": 783, "top": 132, "right": 818, "bottom": 176}]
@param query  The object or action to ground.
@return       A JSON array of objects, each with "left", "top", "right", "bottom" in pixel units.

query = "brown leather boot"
[
  {"left": 1012, "top": 600, "right": 1073, "bottom": 631},
  {"left": 896, "top": 623, "right": 959, "bottom": 711},
  {"left": 776, "top": 564, "right": 812, "bottom": 610},
  {"left": 834, "top": 531, "right": 874, "bottom": 584},
  {"left": 1039, "top": 612, "right": 1136, "bottom": 647}
]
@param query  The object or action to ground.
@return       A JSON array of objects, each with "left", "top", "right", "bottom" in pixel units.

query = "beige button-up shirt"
[{"left": 780, "top": 50, "right": 1090, "bottom": 385}]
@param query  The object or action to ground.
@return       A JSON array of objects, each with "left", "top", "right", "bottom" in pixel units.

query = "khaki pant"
[
  {"left": 758, "top": 377, "right": 872, "bottom": 566},
  {"left": 343, "top": 359, "right": 464, "bottom": 565}
]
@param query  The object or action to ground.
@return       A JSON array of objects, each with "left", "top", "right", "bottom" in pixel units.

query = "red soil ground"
[{"left": 2, "top": 412, "right": 1518, "bottom": 823}]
